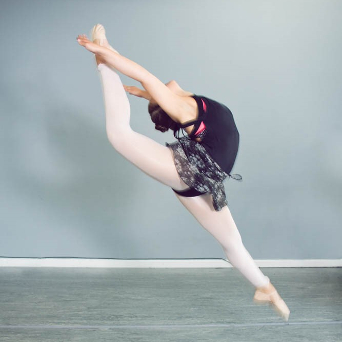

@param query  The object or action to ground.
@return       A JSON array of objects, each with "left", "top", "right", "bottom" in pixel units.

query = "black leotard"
[{"left": 174, "top": 94, "right": 240, "bottom": 177}]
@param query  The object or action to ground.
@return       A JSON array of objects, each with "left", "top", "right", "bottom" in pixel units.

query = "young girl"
[{"left": 76, "top": 24, "right": 290, "bottom": 321}]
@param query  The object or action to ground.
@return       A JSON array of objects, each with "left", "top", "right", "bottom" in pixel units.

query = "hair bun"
[
  {"left": 155, "top": 124, "right": 168, "bottom": 132},
  {"left": 148, "top": 102, "right": 177, "bottom": 133}
]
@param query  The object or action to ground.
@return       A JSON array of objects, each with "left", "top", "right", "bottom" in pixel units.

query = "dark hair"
[{"left": 148, "top": 102, "right": 178, "bottom": 133}]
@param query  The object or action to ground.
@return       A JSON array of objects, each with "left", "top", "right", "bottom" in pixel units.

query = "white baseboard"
[{"left": 0, "top": 258, "right": 341, "bottom": 268}]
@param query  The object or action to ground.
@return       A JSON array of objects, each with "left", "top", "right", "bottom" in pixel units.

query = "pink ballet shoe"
[
  {"left": 91, "top": 24, "right": 120, "bottom": 70},
  {"left": 90, "top": 24, "right": 119, "bottom": 53},
  {"left": 253, "top": 279, "right": 290, "bottom": 321}
]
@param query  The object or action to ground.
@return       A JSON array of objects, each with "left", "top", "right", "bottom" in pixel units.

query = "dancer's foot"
[
  {"left": 253, "top": 279, "right": 291, "bottom": 321},
  {"left": 256, "top": 277, "right": 275, "bottom": 294},
  {"left": 91, "top": 24, "right": 119, "bottom": 66}
]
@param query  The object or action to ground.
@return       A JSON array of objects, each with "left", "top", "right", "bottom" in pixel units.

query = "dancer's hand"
[
  {"left": 76, "top": 34, "right": 100, "bottom": 54},
  {"left": 123, "top": 85, "right": 151, "bottom": 100}
]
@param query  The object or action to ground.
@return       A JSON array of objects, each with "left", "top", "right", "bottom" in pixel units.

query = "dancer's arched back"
[{"left": 76, "top": 24, "right": 290, "bottom": 321}]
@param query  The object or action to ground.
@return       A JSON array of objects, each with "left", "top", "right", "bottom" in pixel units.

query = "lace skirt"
[{"left": 166, "top": 136, "right": 241, "bottom": 211}]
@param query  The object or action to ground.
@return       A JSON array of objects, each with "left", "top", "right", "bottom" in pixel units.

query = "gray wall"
[{"left": 0, "top": 0, "right": 341, "bottom": 259}]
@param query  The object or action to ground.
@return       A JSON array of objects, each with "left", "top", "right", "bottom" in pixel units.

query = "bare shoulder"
[
  {"left": 142, "top": 75, "right": 197, "bottom": 123},
  {"left": 179, "top": 95, "right": 198, "bottom": 122},
  {"left": 165, "top": 80, "right": 198, "bottom": 122}
]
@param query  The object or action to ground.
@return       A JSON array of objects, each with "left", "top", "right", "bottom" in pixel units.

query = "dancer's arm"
[
  {"left": 77, "top": 35, "right": 192, "bottom": 123},
  {"left": 123, "top": 85, "right": 152, "bottom": 100},
  {"left": 123, "top": 80, "right": 177, "bottom": 101},
  {"left": 99, "top": 47, "right": 192, "bottom": 123}
]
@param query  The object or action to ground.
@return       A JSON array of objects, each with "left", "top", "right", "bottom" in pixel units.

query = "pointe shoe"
[
  {"left": 90, "top": 24, "right": 120, "bottom": 69},
  {"left": 253, "top": 279, "right": 290, "bottom": 321},
  {"left": 91, "top": 24, "right": 119, "bottom": 53}
]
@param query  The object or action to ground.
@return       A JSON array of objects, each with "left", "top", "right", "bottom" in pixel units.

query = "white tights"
[{"left": 97, "top": 63, "right": 270, "bottom": 289}]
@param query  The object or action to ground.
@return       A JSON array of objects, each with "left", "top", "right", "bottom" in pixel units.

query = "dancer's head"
[
  {"left": 148, "top": 101, "right": 178, "bottom": 133},
  {"left": 148, "top": 80, "right": 183, "bottom": 133}
]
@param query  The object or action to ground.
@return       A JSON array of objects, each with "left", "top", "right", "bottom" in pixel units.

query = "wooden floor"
[{"left": 0, "top": 267, "right": 341, "bottom": 341}]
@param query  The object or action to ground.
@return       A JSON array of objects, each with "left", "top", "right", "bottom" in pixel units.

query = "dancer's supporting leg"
[
  {"left": 97, "top": 62, "right": 189, "bottom": 191},
  {"left": 174, "top": 192, "right": 270, "bottom": 289}
]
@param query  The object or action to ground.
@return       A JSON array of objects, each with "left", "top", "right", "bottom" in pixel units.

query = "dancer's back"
[{"left": 175, "top": 94, "right": 240, "bottom": 175}]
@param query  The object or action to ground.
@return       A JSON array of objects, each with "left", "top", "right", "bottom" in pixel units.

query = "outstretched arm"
[
  {"left": 123, "top": 85, "right": 152, "bottom": 101},
  {"left": 123, "top": 80, "right": 179, "bottom": 102},
  {"left": 77, "top": 34, "right": 191, "bottom": 123}
]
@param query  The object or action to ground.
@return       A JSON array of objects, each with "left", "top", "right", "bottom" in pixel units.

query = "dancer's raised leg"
[{"left": 92, "top": 32, "right": 189, "bottom": 191}]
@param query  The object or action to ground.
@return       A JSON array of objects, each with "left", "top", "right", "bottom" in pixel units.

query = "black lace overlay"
[{"left": 165, "top": 136, "right": 242, "bottom": 211}]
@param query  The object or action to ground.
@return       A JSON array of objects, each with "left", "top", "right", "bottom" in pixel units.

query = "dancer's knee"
[{"left": 107, "top": 126, "right": 134, "bottom": 150}]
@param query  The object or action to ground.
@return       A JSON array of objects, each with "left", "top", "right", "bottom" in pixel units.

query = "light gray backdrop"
[{"left": 0, "top": 0, "right": 341, "bottom": 259}]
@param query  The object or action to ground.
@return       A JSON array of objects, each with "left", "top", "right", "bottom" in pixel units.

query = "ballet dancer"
[{"left": 76, "top": 24, "right": 290, "bottom": 321}]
